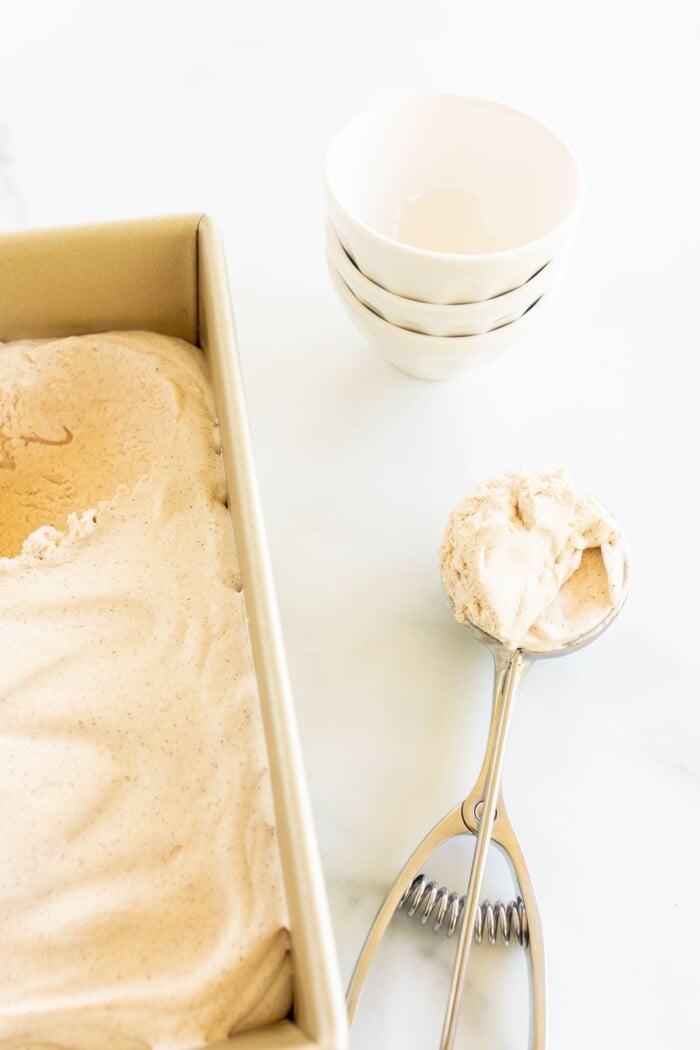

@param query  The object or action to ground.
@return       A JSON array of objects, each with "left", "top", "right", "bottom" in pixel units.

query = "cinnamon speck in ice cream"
[
  {"left": 0, "top": 332, "right": 291, "bottom": 1049},
  {"left": 439, "top": 469, "right": 629, "bottom": 651}
]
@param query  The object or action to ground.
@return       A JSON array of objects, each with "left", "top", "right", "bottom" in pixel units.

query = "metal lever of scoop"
[{"left": 438, "top": 648, "right": 529, "bottom": 1049}]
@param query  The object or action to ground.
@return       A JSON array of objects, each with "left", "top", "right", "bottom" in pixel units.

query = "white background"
[{"left": 1, "top": 2, "right": 699, "bottom": 1047}]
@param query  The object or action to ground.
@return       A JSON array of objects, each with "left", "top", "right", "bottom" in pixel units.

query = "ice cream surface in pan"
[
  {"left": 440, "top": 468, "right": 628, "bottom": 651},
  {"left": 0, "top": 332, "right": 291, "bottom": 1049}
]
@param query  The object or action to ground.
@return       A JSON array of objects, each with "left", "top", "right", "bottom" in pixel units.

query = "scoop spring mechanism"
[{"left": 398, "top": 873, "right": 529, "bottom": 946}]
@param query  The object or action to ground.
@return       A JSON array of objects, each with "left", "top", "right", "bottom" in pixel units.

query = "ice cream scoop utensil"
[
  {"left": 347, "top": 568, "right": 629, "bottom": 1050},
  {"left": 346, "top": 647, "right": 543, "bottom": 1047}
]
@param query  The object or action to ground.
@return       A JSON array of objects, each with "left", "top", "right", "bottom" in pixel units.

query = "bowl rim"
[
  {"left": 325, "top": 218, "right": 561, "bottom": 315},
  {"left": 328, "top": 252, "right": 551, "bottom": 352},
  {"left": 322, "top": 92, "right": 584, "bottom": 265}
]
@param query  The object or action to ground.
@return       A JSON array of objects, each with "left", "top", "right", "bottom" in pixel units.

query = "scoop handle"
[
  {"left": 496, "top": 800, "right": 546, "bottom": 1050},
  {"left": 439, "top": 649, "right": 529, "bottom": 1050},
  {"left": 461, "top": 780, "right": 546, "bottom": 1049},
  {"left": 346, "top": 804, "right": 466, "bottom": 1024}
]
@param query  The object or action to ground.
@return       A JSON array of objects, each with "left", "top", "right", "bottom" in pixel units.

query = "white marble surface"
[{"left": 2, "top": 2, "right": 699, "bottom": 1047}]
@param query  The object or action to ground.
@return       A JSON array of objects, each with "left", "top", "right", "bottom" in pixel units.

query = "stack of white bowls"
[{"left": 323, "top": 95, "right": 583, "bottom": 381}]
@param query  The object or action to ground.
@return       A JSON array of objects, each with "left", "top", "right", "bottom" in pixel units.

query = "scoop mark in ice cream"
[
  {"left": 0, "top": 337, "right": 181, "bottom": 559},
  {"left": 21, "top": 423, "right": 74, "bottom": 447},
  {"left": 439, "top": 468, "right": 629, "bottom": 651},
  {"left": 1, "top": 424, "right": 74, "bottom": 472}
]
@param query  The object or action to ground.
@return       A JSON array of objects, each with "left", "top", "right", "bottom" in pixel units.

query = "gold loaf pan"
[{"left": 0, "top": 214, "right": 347, "bottom": 1050}]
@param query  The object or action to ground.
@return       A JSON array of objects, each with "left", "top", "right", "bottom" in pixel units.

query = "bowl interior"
[{"left": 324, "top": 95, "right": 582, "bottom": 257}]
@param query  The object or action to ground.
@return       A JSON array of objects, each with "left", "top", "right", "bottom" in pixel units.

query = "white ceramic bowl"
[
  {"left": 323, "top": 94, "right": 582, "bottom": 304},
  {"left": 327, "top": 256, "right": 557, "bottom": 382},
  {"left": 327, "top": 219, "right": 568, "bottom": 337}
]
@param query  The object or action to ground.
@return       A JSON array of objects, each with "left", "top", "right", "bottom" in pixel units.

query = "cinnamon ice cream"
[
  {"left": 439, "top": 469, "right": 628, "bottom": 651},
  {"left": 0, "top": 332, "right": 291, "bottom": 1049}
]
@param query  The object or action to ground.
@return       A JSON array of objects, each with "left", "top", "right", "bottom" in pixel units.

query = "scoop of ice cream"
[{"left": 439, "top": 469, "right": 628, "bottom": 651}]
